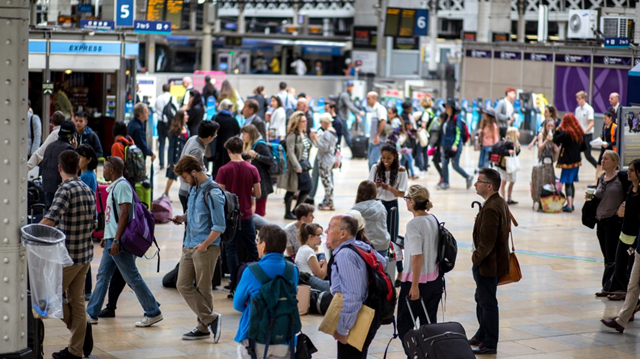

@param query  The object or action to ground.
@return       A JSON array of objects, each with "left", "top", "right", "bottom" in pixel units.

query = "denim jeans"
[
  {"left": 86, "top": 238, "right": 161, "bottom": 319},
  {"left": 472, "top": 265, "right": 499, "bottom": 349},
  {"left": 401, "top": 153, "right": 415, "bottom": 177},
  {"left": 225, "top": 218, "right": 258, "bottom": 285},
  {"left": 308, "top": 276, "right": 330, "bottom": 292},
  {"left": 478, "top": 146, "right": 492, "bottom": 169},
  {"left": 442, "top": 147, "right": 470, "bottom": 185},
  {"left": 368, "top": 142, "right": 381, "bottom": 171},
  {"left": 414, "top": 144, "right": 428, "bottom": 171}
]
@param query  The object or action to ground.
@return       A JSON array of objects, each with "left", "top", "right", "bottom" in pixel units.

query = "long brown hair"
[
  {"left": 375, "top": 143, "right": 400, "bottom": 187},
  {"left": 559, "top": 113, "right": 584, "bottom": 143},
  {"left": 241, "top": 124, "right": 260, "bottom": 153},
  {"left": 355, "top": 180, "right": 377, "bottom": 203},
  {"left": 286, "top": 111, "right": 307, "bottom": 136},
  {"left": 298, "top": 223, "right": 323, "bottom": 246},
  {"left": 480, "top": 112, "right": 497, "bottom": 132},
  {"left": 169, "top": 110, "right": 186, "bottom": 136}
]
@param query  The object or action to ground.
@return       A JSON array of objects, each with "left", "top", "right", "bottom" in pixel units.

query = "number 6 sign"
[
  {"left": 115, "top": 0, "right": 135, "bottom": 27},
  {"left": 413, "top": 9, "right": 429, "bottom": 36}
]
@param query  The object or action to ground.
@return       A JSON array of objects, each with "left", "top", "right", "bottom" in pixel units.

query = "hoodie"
[
  {"left": 352, "top": 199, "right": 390, "bottom": 251},
  {"left": 76, "top": 126, "right": 104, "bottom": 158},
  {"left": 111, "top": 135, "right": 134, "bottom": 161}
]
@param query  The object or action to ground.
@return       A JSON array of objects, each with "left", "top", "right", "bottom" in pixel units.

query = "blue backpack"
[
  {"left": 247, "top": 262, "right": 300, "bottom": 359},
  {"left": 255, "top": 140, "right": 287, "bottom": 175}
]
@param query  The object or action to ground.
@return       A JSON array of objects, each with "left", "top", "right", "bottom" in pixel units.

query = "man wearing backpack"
[
  {"left": 27, "top": 100, "right": 42, "bottom": 159},
  {"left": 326, "top": 215, "right": 387, "bottom": 358},
  {"left": 172, "top": 154, "right": 226, "bottom": 342},
  {"left": 233, "top": 224, "right": 300, "bottom": 359},
  {"left": 468, "top": 168, "right": 510, "bottom": 355},
  {"left": 178, "top": 121, "right": 219, "bottom": 212},
  {"left": 439, "top": 99, "right": 473, "bottom": 190},
  {"left": 86, "top": 156, "right": 163, "bottom": 327},
  {"left": 155, "top": 84, "right": 177, "bottom": 170},
  {"left": 216, "top": 137, "right": 261, "bottom": 291}
]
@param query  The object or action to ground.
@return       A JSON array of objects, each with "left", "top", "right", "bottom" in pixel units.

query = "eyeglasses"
[
  {"left": 105, "top": 156, "right": 116, "bottom": 168},
  {"left": 403, "top": 196, "right": 412, "bottom": 201},
  {"left": 476, "top": 180, "right": 491, "bottom": 185}
]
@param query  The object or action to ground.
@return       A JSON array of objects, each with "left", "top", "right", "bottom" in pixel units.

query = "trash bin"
[{"left": 21, "top": 224, "right": 73, "bottom": 319}]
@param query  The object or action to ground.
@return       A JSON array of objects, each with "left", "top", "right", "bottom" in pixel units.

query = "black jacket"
[
  {"left": 186, "top": 104, "right": 205, "bottom": 137},
  {"left": 248, "top": 94, "right": 269, "bottom": 120},
  {"left": 553, "top": 130, "right": 586, "bottom": 168},
  {"left": 40, "top": 139, "right": 74, "bottom": 193},
  {"left": 252, "top": 141, "right": 275, "bottom": 199},
  {"left": 75, "top": 126, "right": 104, "bottom": 158},
  {"left": 212, "top": 110, "right": 241, "bottom": 178},
  {"left": 127, "top": 118, "right": 152, "bottom": 157}
]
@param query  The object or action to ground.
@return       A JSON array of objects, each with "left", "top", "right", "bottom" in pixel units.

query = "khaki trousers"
[
  {"left": 616, "top": 251, "right": 640, "bottom": 326},
  {"left": 177, "top": 245, "right": 221, "bottom": 332},
  {"left": 62, "top": 263, "right": 90, "bottom": 357}
]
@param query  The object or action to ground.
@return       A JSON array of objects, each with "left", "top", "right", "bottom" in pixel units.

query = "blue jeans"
[
  {"left": 368, "top": 142, "right": 381, "bottom": 170},
  {"left": 86, "top": 238, "right": 161, "bottom": 319},
  {"left": 225, "top": 218, "right": 258, "bottom": 285},
  {"left": 308, "top": 276, "right": 330, "bottom": 292},
  {"left": 472, "top": 265, "right": 499, "bottom": 349},
  {"left": 442, "top": 147, "right": 470, "bottom": 185},
  {"left": 401, "top": 153, "right": 415, "bottom": 177},
  {"left": 478, "top": 146, "right": 492, "bottom": 169},
  {"left": 414, "top": 144, "right": 428, "bottom": 171}
]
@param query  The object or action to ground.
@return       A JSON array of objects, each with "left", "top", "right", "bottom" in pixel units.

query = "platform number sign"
[
  {"left": 115, "top": 0, "right": 134, "bottom": 27},
  {"left": 413, "top": 9, "right": 429, "bottom": 36}
]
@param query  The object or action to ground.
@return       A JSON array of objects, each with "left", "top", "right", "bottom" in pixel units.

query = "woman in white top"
[
  {"left": 294, "top": 223, "right": 330, "bottom": 292},
  {"left": 367, "top": 142, "right": 408, "bottom": 251},
  {"left": 268, "top": 96, "right": 286, "bottom": 141},
  {"left": 397, "top": 185, "right": 443, "bottom": 356}
]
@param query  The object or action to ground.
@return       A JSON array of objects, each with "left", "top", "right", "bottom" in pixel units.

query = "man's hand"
[
  {"left": 71, "top": 137, "right": 78, "bottom": 148},
  {"left": 172, "top": 215, "right": 185, "bottom": 225},
  {"left": 452, "top": 145, "right": 458, "bottom": 152},
  {"left": 509, "top": 117, "right": 515, "bottom": 124},
  {"left": 359, "top": 111, "right": 365, "bottom": 117},
  {"left": 356, "top": 116, "right": 362, "bottom": 123},
  {"left": 100, "top": 238, "right": 105, "bottom": 248},
  {"left": 373, "top": 135, "right": 380, "bottom": 145},
  {"left": 333, "top": 331, "right": 348, "bottom": 344},
  {"left": 194, "top": 243, "right": 208, "bottom": 252},
  {"left": 151, "top": 153, "right": 157, "bottom": 162},
  {"left": 109, "top": 241, "right": 121, "bottom": 256}
]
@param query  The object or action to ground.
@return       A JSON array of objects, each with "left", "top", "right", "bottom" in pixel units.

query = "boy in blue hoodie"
[{"left": 74, "top": 111, "right": 104, "bottom": 158}]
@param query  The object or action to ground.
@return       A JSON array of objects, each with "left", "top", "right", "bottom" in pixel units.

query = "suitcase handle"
[{"left": 405, "top": 296, "right": 431, "bottom": 329}]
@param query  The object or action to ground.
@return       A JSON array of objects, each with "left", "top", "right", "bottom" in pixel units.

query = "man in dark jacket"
[
  {"left": 212, "top": 99, "right": 240, "bottom": 178},
  {"left": 40, "top": 120, "right": 76, "bottom": 207},
  {"left": 242, "top": 99, "right": 267, "bottom": 140},
  {"left": 469, "top": 168, "right": 511, "bottom": 355},
  {"left": 337, "top": 81, "right": 365, "bottom": 147},
  {"left": 73, "top": 111, "right": 103, "bottom": 158},
  {"left": 127, "top": 103, "right": 156, "bottom": 162}
]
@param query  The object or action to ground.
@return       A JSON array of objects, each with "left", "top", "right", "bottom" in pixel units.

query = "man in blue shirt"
[
  {"left": 172, "top": 154, "right": 226, "bottom": 342},
  {"left": 127, "top": 103, "right": 156, "bottom": 162},
  {"left": 233, "top": 224, "right": 299, "bottom": 359},
  {"left": 326, "top": 215, "right": 386, "bottom": 358}
]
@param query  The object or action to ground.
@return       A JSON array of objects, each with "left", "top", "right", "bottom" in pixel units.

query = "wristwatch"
[{"left": 113, "top": 239, "right": 120, "bottom": 244}]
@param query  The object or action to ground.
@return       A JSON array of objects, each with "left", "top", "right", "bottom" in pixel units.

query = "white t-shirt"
[
  {"left": 368, "top": 102, "right": 388, "bottom": 143},
  {"left": 295, "top": 244, "right": 316, "bottom": 274},
  {"left": 284, "top": 222, "right": 300, "bottom": 256},
  {"left": 368, "top": 164, "right": 409, "bottom": 202},
  {"left": 401, "top": 215, "right": 439, "bottom": 283},
  {"left": 504, "top": 98, "right": 514, "bottom": 118},
  {"left": 575, "top": 103, "right": 595, "bottom": 134}
]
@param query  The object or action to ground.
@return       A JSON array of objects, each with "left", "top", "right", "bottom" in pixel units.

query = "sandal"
[{"left": 318, "top": 204, "right": 335, "bottom": 211}]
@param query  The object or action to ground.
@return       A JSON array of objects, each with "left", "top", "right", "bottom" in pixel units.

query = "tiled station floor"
[{"left": 41, "top": 146, "right": 640, "bottom": 359}]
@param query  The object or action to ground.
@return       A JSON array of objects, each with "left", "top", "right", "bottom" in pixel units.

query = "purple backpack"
[
  {"left": 112, "top": 181, "right": 160, "bottom": 265},
  {"left": 151, "top": 194, "right": 172, "bottom": 224}
]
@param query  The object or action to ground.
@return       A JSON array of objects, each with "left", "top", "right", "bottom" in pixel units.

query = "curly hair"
[
  {"left": 559, "top": 113, "right": 584, "bottom": 144},
  {"left": 375, "top": 143, "right": 400, "bottom": 187}
]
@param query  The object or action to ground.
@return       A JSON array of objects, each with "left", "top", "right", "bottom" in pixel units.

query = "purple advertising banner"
[
  {"left": 465, "top": 49, "right": 491, "bottom": 58},
  {"left": 493, "top": 51, "right": 521, "bottom": 60},
  {"left": 592, "top": 68, "right": 628, "bottom": 113},
  {"left": 556, "top": 54, "right": 591, "bottom": 64},
  {"left": 524, "top": 53, "right": 553, "bottom": 62},
  {"left": 593, "top": 55, "right": 632, "bottom": 67},
  {"left": 554, "top": 66, "right": 590, "bottom": 113}
]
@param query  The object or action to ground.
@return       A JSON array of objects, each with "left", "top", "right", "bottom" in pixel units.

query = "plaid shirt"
[{"left": 44, "top": 177, "right": 97, "bottom": 265}]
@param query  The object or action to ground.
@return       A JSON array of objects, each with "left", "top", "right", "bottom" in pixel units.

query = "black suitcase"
[
  {"left": 351, "top": 136, "right": 368, "bottom": 159},
  {"left": 403, "top": 297, "right": 475, "bottom": 359}
]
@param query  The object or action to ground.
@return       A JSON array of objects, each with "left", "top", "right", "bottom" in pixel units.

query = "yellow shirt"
[{"left": 270, "top": 58, "right": 280, "bottom": 73}]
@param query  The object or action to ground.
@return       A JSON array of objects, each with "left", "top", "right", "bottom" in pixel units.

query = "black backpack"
[
  {"left": 203, "top": 182, "right": 240, "bottom": 244},
  {"left": 162, "top": 96, "right": 177, "bottom": 124},
  {"left": 432, "top": 215, "right": 458, "bottom": 274},
  {"left": 122, "top": 142, "right": 146, "bottom": 184}
]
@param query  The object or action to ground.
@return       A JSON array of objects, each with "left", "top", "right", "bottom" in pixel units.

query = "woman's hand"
[
  {"left": 296, "top": 169, "right": 302, "bottom": 174},
  {"left": 248, "top": 150, "right": 257, "bottom": 158},
  {"left": 309, "top": 132, "right": 318, "bottom": 142},
  {"left": 409, "top": 284, "right": 420, "bottom": 301},
  {"left": 508, "top": 149, "right": 514, "bottom": 155},
  {"left": 618, "top": 202, "right": 626, "bottom": 217}
]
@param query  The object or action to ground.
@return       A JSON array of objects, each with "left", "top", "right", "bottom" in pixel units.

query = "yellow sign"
[{"left": 147, "top": 0, "right": 183, "bottom": 30}]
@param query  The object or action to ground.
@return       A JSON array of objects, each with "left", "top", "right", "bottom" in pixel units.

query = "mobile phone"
[
  {"left": 317, "top": 253, "right": 326, "bottom": 262},
  {"left": 169, "top": 217, "right": 181, "bottom": 224}
]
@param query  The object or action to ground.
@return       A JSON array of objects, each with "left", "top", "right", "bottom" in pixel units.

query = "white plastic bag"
[
  {"left": 26, "top": 242, "right": 73, "bottom": 319},
  {"left": 417, "top": 128, "right": 429, "bottom": 147},
  {"left": 506, "top": 155, "right": 521, "bottom": 174}
]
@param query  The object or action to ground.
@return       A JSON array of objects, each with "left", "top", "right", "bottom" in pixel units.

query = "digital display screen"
[
  {"left": 147, "top": 0, "right": 183, "bottom": 30},
  {"left": 399, "top": 9, "right": 415, "bottom": 37},
  {"left": 384, "top": 8, "right": 401, "bottom": 36}
]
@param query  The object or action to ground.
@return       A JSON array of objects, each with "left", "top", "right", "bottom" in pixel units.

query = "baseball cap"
[
  {"left": 75, "top": 110, "right": 87, "bottom": 118},
  {"left": 345, "top": 80, "right": 354, "bottom": 87},
  {"left": 58, "top": 120, "right": 76, "bottom": 140}
]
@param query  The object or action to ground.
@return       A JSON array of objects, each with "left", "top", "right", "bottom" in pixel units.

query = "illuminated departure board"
[
  {"left": 147, "top": 0, "right": 183, "bottom": 30},
  {"left": 384, "top": 7, "right": 400, "bottom": 37},
  {"left": 399, "top": 9, "right": 415, "bottom": 37}
]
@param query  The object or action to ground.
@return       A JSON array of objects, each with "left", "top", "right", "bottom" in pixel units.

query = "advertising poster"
[
  {"left": 619, "top": 107, "right": 640, "bottom": 167},
  {"left": 554, "top": 66, "right": 590, "bottom": 113},
  {"left": 592, "top": 68, "right": 628, "bottom": 114}
]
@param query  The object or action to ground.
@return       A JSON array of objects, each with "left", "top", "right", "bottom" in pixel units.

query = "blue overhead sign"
[
  {"left": 604, "top": 37, "right": 630, "bottom": 49},
  {"left": 133, "top": 20, "right": 171, "bottom": 35},
  {"left": 78, "top": 4, "right": 93, "bottom": 13},
  {"left": 413, "top": 9, "right": 429, "bottom": 36},
  {"left": 80, "top": 19, "right": 115, "bottom": 31},
  {"left": 28, "top": 40, "right": 47, "bottom": 54},
  {"left": 115, "top": 0, "right": 134, "bottom": 27},
  {"left": 49, "top": 41, "right": 121, "bottom": 55}
]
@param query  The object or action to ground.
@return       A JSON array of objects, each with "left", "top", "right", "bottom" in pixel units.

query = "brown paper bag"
[
  {"left": 318, "top": 292, "right": 375, "bottom": 351},
  {"left": 297, "top": 285, "right": 310, "bottom": 316}
]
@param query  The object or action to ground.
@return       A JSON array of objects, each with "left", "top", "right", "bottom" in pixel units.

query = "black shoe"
[
  {"left": 223, "top": 284, "right": 232, "bottom": 291},
  {"left": 468, "top": 336, "right": 482, "bottom": 346},
  {"left": 304, "top": 198, "right": 315, "bottom": 205},
  {"left": 182, "top": 328, "right": 210, "bottom": 340},
  {"left": 472, "top": 344, "right": 497, "bottom": 354},
  {"left": 284, "top": 212, "right": 296, "bottom": 220},
  {"left": 208, "top": 313, "right": 222, "bottom": 343},
  {"left": 98, "top": 307, "right": 115, "bottom": 318},
  {"left": 507, "top": 199, "right": 519, "bottom": 205},
  {"left": 52, "top": 348, "right": 82, "bottom": 359},
  {"left": 83, "top": 322, "right": 93, "bottom": 357}
]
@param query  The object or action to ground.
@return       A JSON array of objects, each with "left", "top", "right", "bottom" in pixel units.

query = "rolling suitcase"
[
  {"left": 403, "top": 297, "right": 475, "bottom": 359},
  {"left": 93, "top": 184, "right": 109, "bottom": 240},
  {"left": 530, "top": 163, "right": 555, "bottom": 210},
  {"left": 351, "top": 136, "right": 368, "bottom": 159}
]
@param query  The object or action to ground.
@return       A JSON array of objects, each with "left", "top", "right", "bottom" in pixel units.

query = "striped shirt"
[
  {"left": 330, "top": 238, "right": 387, "bottom": 335},
  {"left": 44, "top": 177, "right": 97, "bottom": 265}
]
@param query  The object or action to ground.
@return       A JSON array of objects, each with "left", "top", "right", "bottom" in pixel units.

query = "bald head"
[
  {"left": 366, "top": 91, "right": 379, "bottom": 107},
  {"left": 296, "top": 97, "right": 308, "bottom": 111},
  {"left": 610, "top": 92, "right": 620, "bottom": 107},
  {"left": 106, "top": 156, "right": 125, "bottom": 176},
  {"left": 182, "top": 77, "right": 192, "bottom": 88}
]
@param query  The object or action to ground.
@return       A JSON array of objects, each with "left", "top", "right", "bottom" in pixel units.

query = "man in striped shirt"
[{"left": 325, "top": 215, "right": 386, "bottom": 358}]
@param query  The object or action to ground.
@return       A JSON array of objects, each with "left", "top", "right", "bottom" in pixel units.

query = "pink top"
[{"left": 480, "top": 123, "right": 500, "bottom": 147}]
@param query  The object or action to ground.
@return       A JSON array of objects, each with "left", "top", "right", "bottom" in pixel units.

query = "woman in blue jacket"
[{"left": 439, "top": 99, "right": 472, "bottom": 190}]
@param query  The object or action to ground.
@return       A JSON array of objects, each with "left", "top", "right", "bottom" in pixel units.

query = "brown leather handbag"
[{"left": 498, "top": 231, "right": 522, "bottom": 286}]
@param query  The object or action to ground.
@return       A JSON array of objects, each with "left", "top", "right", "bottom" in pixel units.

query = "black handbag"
[
  {"left": 295, "top": 333, "right": 317, "bottom": 359},
  {"left": 299, "top": 158, "right": 312, "bottom": 172},
  {"left": 297, "top": 171, "right": 312, "bottom": 192},
  {"left": 581, "top": 197, "right": 601, "bottom": 229}
]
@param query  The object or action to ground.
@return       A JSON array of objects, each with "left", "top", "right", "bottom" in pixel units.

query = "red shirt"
[{"left": 216, "top": 161, "right": 261, "bottom": 220}]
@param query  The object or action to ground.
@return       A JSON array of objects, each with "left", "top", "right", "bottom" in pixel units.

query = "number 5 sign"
[
  {"left": 115, "top": 0, "right": 135, "bottom": 27},
  {"left": 413, "top": 9, "right": 429, "bottom": 36}
]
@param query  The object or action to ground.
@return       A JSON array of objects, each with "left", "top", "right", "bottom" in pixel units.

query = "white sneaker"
[
  {"left": 87, "top": 317, "right": 98, "bottom": 325},
  {"left": 135, "top": 314, "right": 163, "bottom": 327}
]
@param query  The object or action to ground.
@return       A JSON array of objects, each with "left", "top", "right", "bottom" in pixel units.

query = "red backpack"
[{"left": 453, "top": 115, "right": 471, "bottom": 144}]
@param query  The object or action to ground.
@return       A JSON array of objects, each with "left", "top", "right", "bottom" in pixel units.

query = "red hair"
[{"left": 559, "top": 113, "right": 584, "bottom": 144}]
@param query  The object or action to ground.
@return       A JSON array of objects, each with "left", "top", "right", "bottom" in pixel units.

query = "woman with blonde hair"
[
  {"left": 397, "top": 184, "right": 442, "bottom": 356},
  {"left": 241, "top": 124, "right": 274, "bottom": 216},
  {"left": 499, "top": 127, "right": 521, "bottom": 204},
  {"left": 277, "top": 111, "right": 317, "bottom": 219}
]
